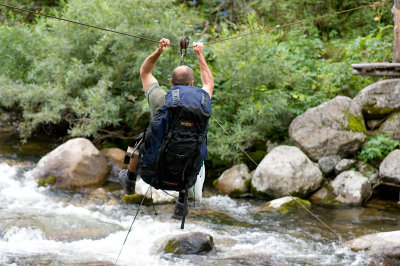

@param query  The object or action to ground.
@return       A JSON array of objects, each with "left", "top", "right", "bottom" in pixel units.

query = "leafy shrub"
[{"left": 359, "top": 133, "right": 400, "bottom": 165}]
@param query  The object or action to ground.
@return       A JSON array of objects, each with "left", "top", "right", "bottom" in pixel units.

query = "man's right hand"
[{"left": 158, "top": 38, "right": 170, "bottom": 53}]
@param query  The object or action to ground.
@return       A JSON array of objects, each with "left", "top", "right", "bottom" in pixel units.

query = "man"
[{"left": 119, "top": 38, "right": 214, "bottom": 218}]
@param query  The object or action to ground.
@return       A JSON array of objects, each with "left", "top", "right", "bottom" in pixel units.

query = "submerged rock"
[
  {"left": 64, "top": 261, "right": 114, "bottom": 266},
  {"left": 162, "top": 232, "right": 214, "bottom": 255},
  {"left": 289, "top": 96, "right": 366, "bottom": 161},
  {"left": 253, "top": 196, "right": 311, "bottom": 214},
  {"left": 379, "top": 150, "right": 400, "bottom": 185},
  {"left": 214, "top": 164, "right": 251, "bottom": 197},
  {"left": 353, "top": 79, "right": 400, "bottom": 119},
  {"left": 251, "top": 145, "right": 323, "bottom": 198},
  {"left": 32, "top": 138, "right": 111, "bottom": 190},
  {"left": 345, "top": 230, "right": 400, "bottom": 258},
  {"left": 318, "top": 155, "right": 341, "bottom": 177}
]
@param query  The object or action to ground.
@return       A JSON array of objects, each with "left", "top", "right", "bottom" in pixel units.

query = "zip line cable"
[
  {"left": 211, "top": 114, "right": 343, "bottom": 244},
  {"left": 0, "top": 1, "right": 384, "bottom": 48}
]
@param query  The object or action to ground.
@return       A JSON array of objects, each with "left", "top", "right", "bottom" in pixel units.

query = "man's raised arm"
[
  {"left": 140, "top": 38, "right": 170, "bottom": 91},
  {"left": 193, "top": 42, "right": 214, "bottom": 98}
]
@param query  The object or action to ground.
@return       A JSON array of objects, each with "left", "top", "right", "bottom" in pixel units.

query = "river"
[{"left": 0, "top": 131, "right": 399, "bottom": 265}]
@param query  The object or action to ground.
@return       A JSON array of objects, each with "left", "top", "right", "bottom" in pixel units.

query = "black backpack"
[{"left": 138, "top": 85, "right": 212, "bottom": 191}]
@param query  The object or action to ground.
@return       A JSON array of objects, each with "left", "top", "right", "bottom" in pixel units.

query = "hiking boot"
[
  {"left": 171, "top": 199, "right": 189, "bottom": 220},
  {"left": 118, "top": 169, "right": 136, "bottom": 195}
]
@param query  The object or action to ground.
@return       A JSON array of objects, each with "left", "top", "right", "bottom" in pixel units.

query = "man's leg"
[{"left": 118, "top": 150, "right": 138, "bottom": 195}]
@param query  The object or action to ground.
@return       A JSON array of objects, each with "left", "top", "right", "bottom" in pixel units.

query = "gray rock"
[
  {"left": 345, "top": 230, "right": 400, "bottom": 258},
  {"left": 100, "top": 148, "right": 127, "bottom": 176},
  {"left": 32, "top": 138, "right": 111, "bottom": 190},
  {"left": 318, "top": 155, "right": 341, "bottom": 176},
  {"left": 163, "top": 232, "right": 214, "bottom": 255},
  {"left": 366, "top": 119, "right": 384, "bottom": 130},
  {"left": 335, "top": 159, "right": 357, "bottom": 175},
  {"left": 330, "top": 171, "right": 371, "bottom": 206},
  {"left": 379, "top": 149, "right": 400, "bottom": 185},
  {"left": 289, "top": 96, "right": 366, "bottom": 161},
  {"left": 251, "top": 145, "right": 324, "bottom": 198},
  {"left": 380, "top": 112, "right": 400, "bottom": 141},
  {"left": 214, "top": 164, "right": 251, "bottom": 197},
  {"left": 353, "top": 79, "right": 400, "bottom": 119},
  {"left": 355, "top": 161, "right": 379, "bottom": 184}
]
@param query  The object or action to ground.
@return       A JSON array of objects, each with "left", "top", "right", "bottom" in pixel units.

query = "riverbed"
[{"left": 1, "top": 132, "right": 399, "bottom": 265}]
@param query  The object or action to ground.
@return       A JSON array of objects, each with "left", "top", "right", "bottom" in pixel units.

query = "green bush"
[{"left": 359, "top": 133, "right": 400, "bottom": 166}]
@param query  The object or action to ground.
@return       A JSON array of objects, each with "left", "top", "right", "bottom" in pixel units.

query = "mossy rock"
[
  {"left": 121, "top": 193, "right": 153, "bottom": 205},
  {"left": 345, "top": 112, "right": 367, "bottom": 134},
  {"left": 163, "top": 232, "right": 214, "bottom": 255},
  {"left": 38, "top": 176, "right": 57, "bottom": 187},
  {"left": 254, "top": 196, "right": 311, "bottom": 214}
]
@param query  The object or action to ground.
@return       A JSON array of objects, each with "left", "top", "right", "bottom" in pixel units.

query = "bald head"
[{"left": 171, "top": 65, "right": 194, "bottom": 86}]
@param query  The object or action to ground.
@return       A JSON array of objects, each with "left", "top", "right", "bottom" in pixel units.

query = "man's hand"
[
  {"left": 158, "top": 38, "right": 170, "bottom": 53},
  {"left": 193, "top": 42, "right": 204, "bottom": 57},
  {"left": 140, "top": 38, "right": 170, "bottom": 91}
]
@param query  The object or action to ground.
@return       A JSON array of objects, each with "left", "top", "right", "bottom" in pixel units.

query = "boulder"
[
  {"left": 100, "top": 148, "right": 127, "bottom": 176},
  {"left": 380, "top": 112, "right": 400, "bottom": 141},
  {"left": 214, "top": 164, "right": 251, "bottom": 197},
  {"left": 353, "top": 79, "right": 400, "bottom": 119},
  {"left": 289, "top": 96, "right": 366, "bottom": 161},
  {"left": 329, "top": 171, "right": 371, "bottom": 206},
  {"left": 253, "top": 196, "right": 311, "bottom": 214},
  {"left": 251, "top": 145, "right": 324, "bottom": 198},
  {"left": 379, "top": 150, "right": 400, "bottom": 185},
  {"left": 334, "top": 159, "right": 356, "bottom": 175},
  {"left": 355, "top": 161, "right": 379, "bottom": 184},
  {"left": 32, "top": 138, "right": 111, "bottom": 190},
  {"left": 318, "top": 155, "right": 341, "bottom": 176},
  {"left": 345, "top": 230, "right": 400, "bottom": 258},
  {"left": 121, "top": 178, "right": 178, "bottom": 205},
  {"left": 162, "top": 232, "right": 214, "bottom": 255}
]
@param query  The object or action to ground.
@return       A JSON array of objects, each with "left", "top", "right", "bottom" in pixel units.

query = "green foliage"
[{"left": 359, "top": 133, "right": 400, "bottom": 165}]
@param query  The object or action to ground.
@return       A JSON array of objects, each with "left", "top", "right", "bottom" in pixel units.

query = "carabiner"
[{"left": 180, "top": 35, "right": 189, "bottom": 66}]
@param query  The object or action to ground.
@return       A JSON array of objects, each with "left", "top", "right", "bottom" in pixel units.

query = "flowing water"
[{"left": 1, "top": 131, "right": 400, "bottom": 266}]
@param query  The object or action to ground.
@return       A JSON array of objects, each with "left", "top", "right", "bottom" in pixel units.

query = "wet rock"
[
  {"left": 356, "top": 161, "right": 379, "bottom": 184},
  {"left": 189, "top": 208, "right": 251, "bottom": 227},
  {"left": 162, "top": 232, "right": 214, "bottom": 255},
  {"left": 308, "top": 187, "right": 328, "bottom": 205},
  {"left": 318, "top": 155, "right": 341, "bottom": 176},
  {"left": 380, "top": 112, "right": 400, "bottom": 141},
  {"left": 32, "top": 138, "right": 111, "bottom": 190},
  {"left": 345, "top": 230, "right": 400, "bottom": 258},
  {"left": 223, "top": 253, "right": 288, "bottom": 266},
  {"left": 251, "top": 145, "right": 324, "bottom": 198},
  {"left": 289, "top": 96, "right": 366, "bottom": 161},
  {"left": 329, "top": 171, "right": 371, "bottom": 206},
  {"left": 214, "top": 164, "right": 251, "bottom": 197},
  {"left": 379, "top": 150, "right": 400, "bottom": 185},
  {"left": 121, "top": 178, "right": 177, "bottom": 205},
  {"left": 353, "top": 79, "right": 400, "bottom": 119},
  {"left": 335, "top": 159, "right": 356, "bottom": 175},
  {"left": 64, "top": 261, "right": 114, "bottom": 266},
  {"left": 100, "top": 148, "right": 127, "bottom": 176},
  {"left": 253, "top": 196, "right": 311, "bottom": 213}
]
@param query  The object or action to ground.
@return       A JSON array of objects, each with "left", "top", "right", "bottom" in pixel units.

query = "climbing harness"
[{"left": 180, "top": 35, "right": 189, "bottom": 66}]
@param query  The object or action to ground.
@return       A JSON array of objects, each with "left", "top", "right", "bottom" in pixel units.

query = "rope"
[
  {"left": 115, "top": 185, "right": 151, "bottom": 265},
  {"left": 210, "top": 114, "right": 343, "bottom": 244},
  {"left": 0, "top": 2, "right": 178, "bottom": 48},
  {"left": 0, "top": 1, "right": 384, "bottom": 48}
]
